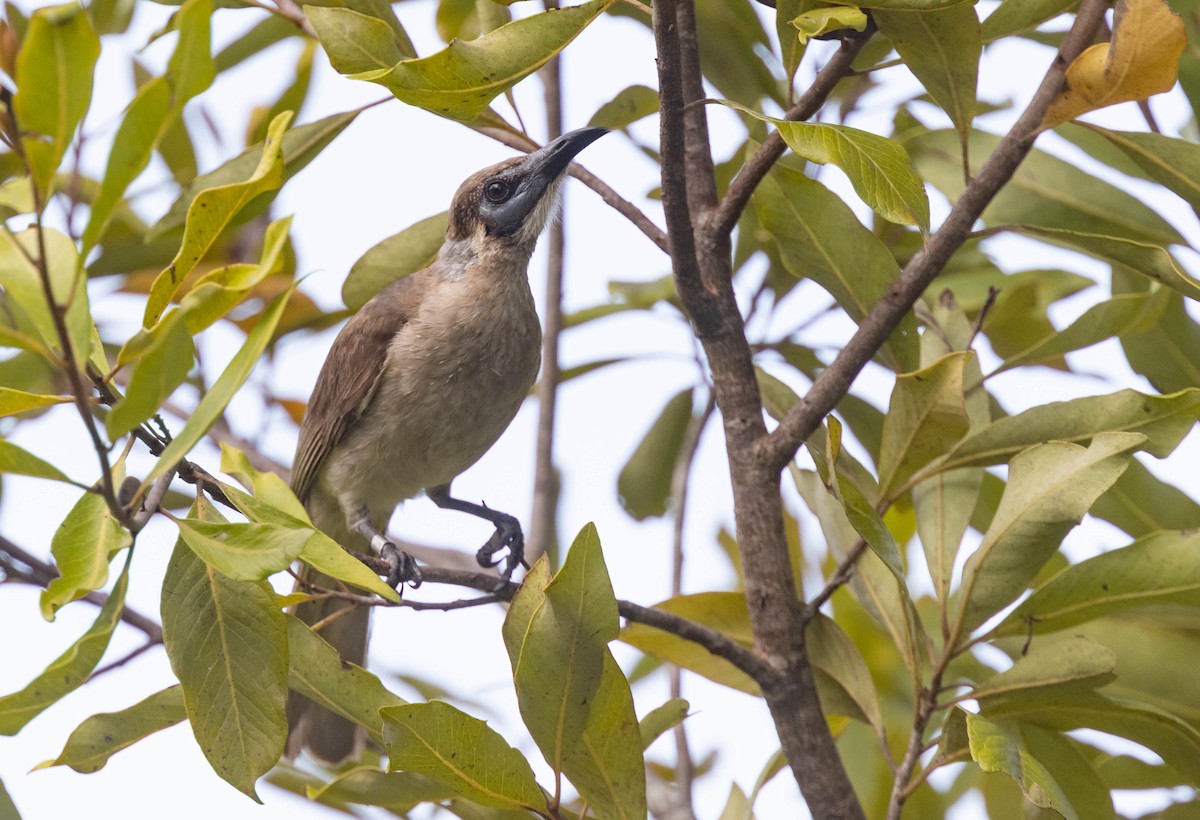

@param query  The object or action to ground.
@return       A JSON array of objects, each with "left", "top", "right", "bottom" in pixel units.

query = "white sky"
[{"left": 2, "top": 2, "right": 1198, "bottom": 819}]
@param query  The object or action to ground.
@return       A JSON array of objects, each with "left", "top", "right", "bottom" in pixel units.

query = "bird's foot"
[
  {"left": 379, "top": 541, "right": 422, "bottom": 590},
  {"left": 476, "top": 513, "right": 527, "bottom": 586}
]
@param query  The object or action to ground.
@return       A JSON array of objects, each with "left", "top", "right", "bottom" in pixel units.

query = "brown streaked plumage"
[{"left": 285, "top": 127, "right": 607, "bottom": 763}]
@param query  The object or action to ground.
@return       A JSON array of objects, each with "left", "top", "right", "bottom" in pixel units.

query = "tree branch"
[
  {"left": 654, "top": 1, "right": 864, "bottom": 814},
  {"left": 0, "top": 534, "right": 163, "bottom": 641},
  {"left": 528, "top": 22, "right": 565, "bottom": 565},
  {"left": 761, "top": 0, "right": 1109, "bottom": 475}
]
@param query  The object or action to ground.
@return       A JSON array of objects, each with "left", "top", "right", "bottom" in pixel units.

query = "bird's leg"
[
  {"left": 426, "top": 484, "right": 527, "bottom": 582},
  {"left": 349, "top": 509, "right": 422, "bottom": 589}
]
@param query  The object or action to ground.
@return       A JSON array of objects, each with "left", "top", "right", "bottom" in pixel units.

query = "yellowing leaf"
[{"left": 1042, "top": 0, "right": 1185, "bottom": 130}]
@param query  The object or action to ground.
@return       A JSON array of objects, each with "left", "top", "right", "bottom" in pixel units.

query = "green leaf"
[
  {"left": 755, "top": 163, "right": 917, "bottom": 371},
  {"left": 342, "top": 212, "right": 447, "bottom": 311},
  {"left": 42, "top": 687, "right": 186, "bottom": 773},
  {"left": 175, "top": 518, "right": 310, "bottom": 581},
  {"left": 914, "top": 467, "right": 982, "bottom": 605},
  {"left": 909, "top": 129, "right": 1185, "bottom": 247},
  {"left": 877, "top": 352, "right": 971, "bottom": 500},
  {"left": 210, "top": 446, "right": 398, "bottom": 605},
  {"left": 141, "top": 282, "right": 296, "bottom": 491},
  {"left": 380, "top": 702, "right": 546, "bottom": 811},
  {"left": 0, "top": 438, "right": 71, "bottom": 483},
  {"left": 0, "top": 387, "right": 71, "bottom": 417},
  {"left": 837, "top": 473, "right": 904, "bottom": 581},
  {"left": 178, "top": 216, "right": 294, "bottom": 334},
  {"left": 617, "top": 388, "right": 694, "bottom": 521},
  {"left": 1021, "top": 727, "right": 1115, "bottom": 820},
  {"left": 694, "top": 0, "right": 781, "bottom": 107},
  {"left": 40, "top": 486, "right": 132, "bottom": 620},
  {"left": 791, "top": 8, "right": 868, "bottom": 45},
  {"left": 218, "top": 442, "right": 307, "bottom": 522},
  {"left": 827, "top": 0, "right": 975, "bottom": 8},
  {"left": 161, "top": 499, "right": 287, "bottom": 801},
  {"left": 303, "top": 0, "right": 417, "bottom": 59},
  {"left": 966, "top": 713, "right": 1076, "bottom": 818},
  {"left": 808, "top": 613, "right": 885, "bottom": 739},
  {"left": 306, "top": 6, "right": 404, "bottom": 74},
  {"left": 82, "top": 0, "right": 213, "bottom": 252},
  {"left": 0, "top": 559, "right": 128, "bottom": 735},
  {"left": 1091, "top": 457, "right": 1200, "bottom": 538},
  {"left": 980, "top": 0, "right": 1075, "bottom": 41},
  {"left": 952, "top": 433, "right": 1141, "bottom": 642},
  {"left": 1086, "top": 125, "right": 1200, "bottom": 212},
  {"left": 793, "top": 467, "right": 924, "bottom": 675},
  {"left": 285, "top": 615, "right": 404, "bottom": 746},
  {"left": 1113, "top": 270, "right": 1200, "bottom": 394},
  {"left": 936, "top": 388, "right": 1200, "bottom": 474},
  {"left": 311, "top": 0, "right": 612, "bottom": 121},
  {"left": 105, "top": 312, "right": 194, "bottom": 440},
  {"left": 727, "top": 102, "right": 929, "bottom": 230},
  {"left": 304, "top": 766, "right": 453, "bottom": 811},
  {"left": 875, "top": 6, "right": 979, "bottom": 142},
  {"left": 12, "top": 3, "right": 100, "bottom": 195},
  {"left": 150, "top": 110, "right": 360, "bottom": 241},
  {"left": 982, "top": 690, "right": 1200, "bottom": 785},
  {"left": 637, "top": 698, "right": 689, "bottom": 749},
  {"left": 504, "top": 525, "right": 645, "bottom": 819},
  {"left": 1014, "top": 227, "right": 1200, "bottom": 301},
  {"left": 144, "top": 111, "right": 292, "bottom": 326},
  {"left": 0, "top": 228, "right": 95, "bottom": 371},
  {"left": 992, "top": 289, "right": 1167, "bottom": 375},
  {"left": 972, "top": 635, "right": 1116, "bottom": 702},
  {"left": 507, "top": 526, "right": 610, "bottom": 751},
  {"left": 213, "top": 14, "right": 297, "bottom": 74},
  {"left": 588, "top": 84, "right": 660, "bottom": 130},
  {"left": 996, "top": 529, "right": 1200, "bottom": 636}
]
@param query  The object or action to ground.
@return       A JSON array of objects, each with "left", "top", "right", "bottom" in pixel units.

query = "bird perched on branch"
[{"left": 285, "top": 126, "right": 608, "bottom": 763}]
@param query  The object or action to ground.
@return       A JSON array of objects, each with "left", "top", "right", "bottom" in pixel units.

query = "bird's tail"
[{"left": 286, "top": 490, "right": 372, "bottom": 764}]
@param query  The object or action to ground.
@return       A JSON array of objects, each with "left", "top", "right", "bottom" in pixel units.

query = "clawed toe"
[
  {"left": 475, "top": 518, "right": 524, "bottom": 586},
  {"left": 381, "top": 542, "right": 422, "bottom": 590}
]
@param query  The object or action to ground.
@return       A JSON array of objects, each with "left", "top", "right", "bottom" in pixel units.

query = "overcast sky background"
[{"left": 2, "top": 1, "right": 1198, "bottom": 818}]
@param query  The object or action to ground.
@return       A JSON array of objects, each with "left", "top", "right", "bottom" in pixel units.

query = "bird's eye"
[{"left": 484, "top": 180, "right": 511, "bottom": 203}]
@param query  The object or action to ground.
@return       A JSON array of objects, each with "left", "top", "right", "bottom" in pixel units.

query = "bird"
[{"left": 285, "top": 126, "right": 608, "bottom": 763}]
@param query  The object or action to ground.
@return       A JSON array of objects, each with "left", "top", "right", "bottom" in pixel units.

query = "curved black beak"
[
  {"left": 520, "top": 126, "right": 609, "bottom": 183},
  {"left": 486, "top": 127, "right": 608, "bottom": 236}
]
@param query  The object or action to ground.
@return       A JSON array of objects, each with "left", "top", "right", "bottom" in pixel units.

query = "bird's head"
[{"left": 446, "top": 126, "right": 608, "bottom": 251}]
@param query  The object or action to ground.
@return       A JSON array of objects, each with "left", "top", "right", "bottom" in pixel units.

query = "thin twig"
[
  {"left": 90, "top": 639, "right": 162, "bottom": 678},
  {"left": 528, "top": 21, "right": 565, "bottom": 564},
  {"left": 0, "top": 534, "right": 163, "bottom": 640},
  {"left": 667, "top": 391, "right": 713, "bottom": 817},
  {"left": 802, "top": 538, "right": 869, "bottom": 622},
  {"left": 11, "top": 182, "right": 130, "bottom": 528}
]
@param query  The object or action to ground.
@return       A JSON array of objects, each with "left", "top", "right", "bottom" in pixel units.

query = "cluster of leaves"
[{"left": 1, "top": 0, "right": 1200, "bottom": 817}]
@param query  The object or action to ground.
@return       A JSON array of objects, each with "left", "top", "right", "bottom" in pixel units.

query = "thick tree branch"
[
  {"left": 655, "top": 1, "right": 864, "bottom": 815},
  {"left": 708, "top": 34, "right": 871, "bottom": 239},
  {"left": 761, "top": 0, "right": 1109, "bottom": 476}
]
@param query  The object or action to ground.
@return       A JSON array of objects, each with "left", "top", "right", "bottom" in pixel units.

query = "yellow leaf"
[{"left": 1041, "top": 0, "right": 1184, "bottom": 130}]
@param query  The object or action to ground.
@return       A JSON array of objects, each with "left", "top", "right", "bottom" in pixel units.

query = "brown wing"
[{"left": 290, "top": 273, "right": 428, "bottom": 503}]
